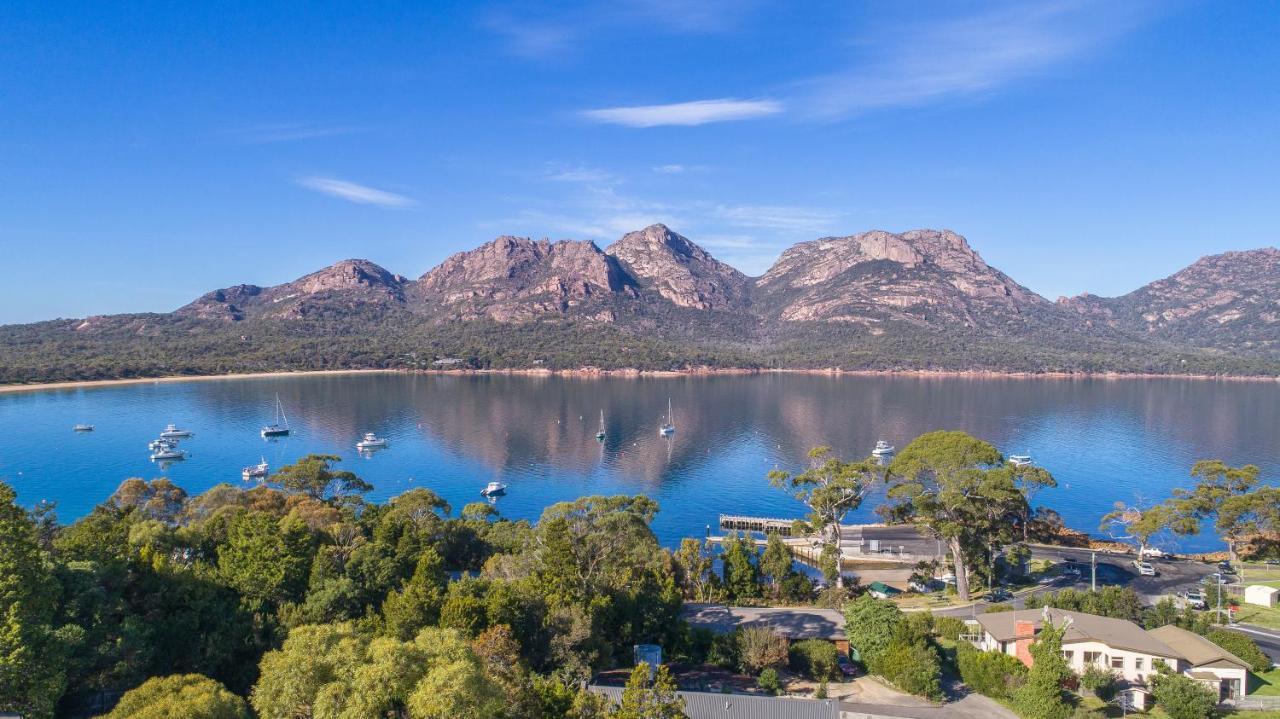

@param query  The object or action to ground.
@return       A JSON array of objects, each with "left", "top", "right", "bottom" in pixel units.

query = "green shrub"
[
  {"left": 789, "top": 639, "right": 839, "bottom": 681},
  {"left": 955, "top": 642, "right": 1027, "bottom": 700},
  {"left": 844, "top": 595, "right": 903, "bottom": 669},
  {"left": 1152, "top": 670, "right": 1218, "bottom": 719},
  {"left": 757, "top": 667, "right": 780, "bottom": 695},
  {"left": 706, "top": 631, "right": 739, "bottom": 669},
  {"left": 1206, "top": 629, "right": 1271, "bottom": 673},
  {"left": 878, "top": 635, "right": 943, "bottom": 701},
  {"left": 816, "top": 680, "right": 828, "bottom": 699},
  {"left": 1079, "top": 664, "right": 1117, "bottom": 700},
  {"left": 933, "top": 616, "right": 967, "bottom": 641}
]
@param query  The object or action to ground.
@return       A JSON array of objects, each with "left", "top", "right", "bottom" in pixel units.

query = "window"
[
  {"left": 1084, "top": 651, "right": 1102, "bottom": 665},
  {"left": 1111, "top": 656, "right": 1125, "bottom": 669},
  {"left": 1134, "top": 658, "right": 1144, "bottom": 671},
  {"left": 999, "top": 642, "right": 1008, "bottom": 654},
  {"left": 1062, "top": 650, "right": 1074, "bottom": 662}
]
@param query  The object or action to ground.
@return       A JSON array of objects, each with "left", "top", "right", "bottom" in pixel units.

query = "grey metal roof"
[
  {"left": 590, "top": 686, "right": 840, "bottom": 719},
  {"left": 682, "top": 603, "right": 846, "bottom": 640},
  {"left": 1148, "top": 625, "right": 1250, "bottom": 670}
]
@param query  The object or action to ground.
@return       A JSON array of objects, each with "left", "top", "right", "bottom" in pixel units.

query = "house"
[
  {"left": 1245, "top": 584, "right": 1279, "bottom": 608},
  {"left": 682, "top": 604, "right": 848, "bottom": 654},
  {"left": 968, "top": 607, "right": 1251, "bottom": 708},
  {"left": 1148, "top": 625, "right": 1249, "bottom": 700},
  {"left": 590, "top": 685, "right": 839, "bottom": 719}
]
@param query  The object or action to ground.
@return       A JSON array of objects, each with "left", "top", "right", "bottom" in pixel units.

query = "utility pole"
[{"left": 1091, "top": 551, "right": 1097, "bottom": 592}]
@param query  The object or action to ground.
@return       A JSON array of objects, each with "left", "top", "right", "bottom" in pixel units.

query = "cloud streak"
[
  {"left": 226, "top": 123, "right": 362, "bottom": 144},
  {"left": 296, "top": 177, "right": 416, "bottom": 208},
  {"left": 582, "top": 98, "right": 783, "bottom": 127},
  {"left": 798, "top": 1, "right": 1154, "bottom": 118}
]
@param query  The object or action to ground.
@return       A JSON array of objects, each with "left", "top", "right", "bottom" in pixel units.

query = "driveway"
[{"left": 839, "top": 677, "right": 1018, "bottom": 719}]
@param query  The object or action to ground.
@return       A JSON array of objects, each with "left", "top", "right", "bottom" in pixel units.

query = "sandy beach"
[{"left": 2, "top": 365, "right": 1277, "bottom": 394}]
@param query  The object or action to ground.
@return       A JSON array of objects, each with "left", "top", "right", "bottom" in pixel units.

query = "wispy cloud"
[
  {"left": 296, "top": 176, "right": 416, "bottom": 208},
  {"left": 226, "top": 122, "right": 362, "bottom": 145},
  {"left": 582, "top": 98, "right": 783, "bottom": 127},
  {"left": 544, "top": 164, "right": 618, "bottom": 184},
  {"left": 798, "top": 1, "right": 1154, "bottom": 118},
  {"left": 711, "top": 204, "right": 843, "bottom": 235},
  {"left": 653, "top": 164, "right": 686, "bottom": 174},
  {"left": 481, "top": 11, "right": 575, "bottom": 58}
]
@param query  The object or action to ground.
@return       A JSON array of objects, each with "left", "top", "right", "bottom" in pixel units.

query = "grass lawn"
[
  {"left": 1253, "top": 667, "right": 1280, "bottom": 696},
  {"left": 1233, "top": 603, "right": 1280, "bottom": 630}
]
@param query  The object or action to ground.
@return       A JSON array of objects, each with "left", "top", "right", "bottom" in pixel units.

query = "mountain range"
[{"left": 3, "top": 225, "right": 1277, "bottom": 383}]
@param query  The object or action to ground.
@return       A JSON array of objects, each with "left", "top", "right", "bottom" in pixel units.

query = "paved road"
[{"left": 1027, "top": 545, "right": 1217, "bottom": 600}]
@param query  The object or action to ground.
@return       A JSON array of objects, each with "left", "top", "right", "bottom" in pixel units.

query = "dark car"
[
  {"left": 988, "top": 588, "right": 1013, "bottom": 602},
  {"left": 836, "top": 654, "right": 859, "bottom": 678},
  {"left": 1218, "top": 561, "right": 1236, "bottom": 575},
  {"left": 1266, "top": 558, "right": 1280, "bottom": 566}
]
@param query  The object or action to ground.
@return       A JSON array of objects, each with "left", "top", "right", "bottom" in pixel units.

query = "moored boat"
[
  {"left": 356, "top": 432, "right": 389, "bottom": 450},
  {"left": 659, "top": 398, "right": 675, "bottom": 436},
  {"left": 261, "top": 394, "right": 291, "bottom": 438},
  {"left": 242, "top": 458, "right": 269, "bottom": 480},
  {"left": 871, "top": 440, "right": 895, "bottom": 456},
  {"left": 73, "top": 424, "right": 95, "bottom": 432},
  {"left": 480, "top": 481, "right": 507, "bottom": 496},
  {"left": 159, "top": 423, "right": 193, "bottom": 439}
]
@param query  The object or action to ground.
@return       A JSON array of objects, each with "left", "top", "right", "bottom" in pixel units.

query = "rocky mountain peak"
[
  {"left": 176, "top": 259, "right": 405, "bottom": 321},
  {"left": 414, "top": 235, "right": 633, "bottom": 322},
  {"left": 605, "top": 224, "right": 748, "bottom": 310}
]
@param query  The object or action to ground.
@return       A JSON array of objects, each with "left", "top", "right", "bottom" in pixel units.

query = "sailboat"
[
  {"left": 659, "top": 398, "right": 675, "bottom": 436},
  {"left": 595, "top": 410, "right": 606, "bottom": 441},
  {"left": 261, "top": 394, "right": 291, "bottom": 438}
]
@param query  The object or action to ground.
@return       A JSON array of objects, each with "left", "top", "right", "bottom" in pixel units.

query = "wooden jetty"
[{"left": 718, "top": 514, "right": 799, "bottom": 535}]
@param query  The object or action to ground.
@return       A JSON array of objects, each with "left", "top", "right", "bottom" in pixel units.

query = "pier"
[{"left": 719, "top": 514, "right": 800, "bottom": 535}]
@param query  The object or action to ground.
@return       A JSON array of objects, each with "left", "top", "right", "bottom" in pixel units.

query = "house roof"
[
  {"left": 1147, "top": 625, "right": 1250, "bottom": 670},
  {"left": 590, "top": 686, "right": 840, "bottom": 719},
  {"left": 681, "top": 604, "right": 846, "bottom": 641},
  {"left": 975, "top": 608, "right": 1179, "bottom": 658}
]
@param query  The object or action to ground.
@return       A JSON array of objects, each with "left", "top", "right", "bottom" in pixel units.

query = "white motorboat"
[
  {"left": 261, "top": 394, "right": 291, "bottom": 438},
  {"left": 356, "top": 432, "right": 389, "bottom": 450},
  {"left": 871, "top": 440, "right": 895, "bottom": 456},
  {"left": 659, "top": 398, "right": 676, "bottom": 436},
  {"left": 149, "top": 438, "right": 178, "bottom": 451},
  {"left": 159, "top": 424, "right": 193, "bottom": 439},
  {"left": 150, "top": 447, "right": 186, "bottom": 461},
  {"left": 480, "top": 481, "right": 507, "bottom": 497},
  {"left": 73, "top": 424, "right": 95, "bottom": 432},
  {"left": 1008, "top": 454, "right": 1033, "bottom": 467},
  {"left": 242, "top": 458, "right": 269, "bottom": 481}
]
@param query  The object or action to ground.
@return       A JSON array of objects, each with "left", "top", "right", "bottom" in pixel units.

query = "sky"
[{"left": 1, "top": 0, "right": 1277, "bottom": 324}]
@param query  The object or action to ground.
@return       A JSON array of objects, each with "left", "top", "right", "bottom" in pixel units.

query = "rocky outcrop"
[
  {"left": 755, "top": 229, "right": 1046, "bottom": 328},
  {"left": 177, "top": 259, "right": 407, "bottom": 320},
  {"left": 413, "top": 236, "right": 634, "bottom": 322},
  {"left": 1060, "top": 248, "right": 1280, "bottom": 352},
  {"left": 605, "top": 224, "right": 748, "bottom": 311}
]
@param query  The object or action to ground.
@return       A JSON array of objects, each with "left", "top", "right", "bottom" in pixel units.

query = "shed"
[
  {"left": 867, "top": 581, "right": 901, "bottom": 599},
  {"left": 1245, "top": 584, "right": 1279, "bottom": 608}
]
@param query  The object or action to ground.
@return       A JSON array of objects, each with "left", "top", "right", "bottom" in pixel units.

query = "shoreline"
[{"left": 2, "top": 365, "right": 1279, "bottom": 394}]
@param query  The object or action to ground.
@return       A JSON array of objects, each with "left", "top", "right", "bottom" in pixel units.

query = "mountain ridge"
[{"left": 3, "top": 225, "right": 1277, "bottom": 383}]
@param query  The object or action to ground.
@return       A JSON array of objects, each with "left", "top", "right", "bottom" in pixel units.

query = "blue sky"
[{"left": 1, "top": 0, "right": 1277, "bottom": 324}]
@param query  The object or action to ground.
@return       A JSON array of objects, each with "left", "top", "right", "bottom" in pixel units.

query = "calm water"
[{"left": 1, "top": 373, "right": 1275, "bottom": 551}]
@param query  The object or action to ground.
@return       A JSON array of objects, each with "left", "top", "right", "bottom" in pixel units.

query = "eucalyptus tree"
[
  {"left": 1171, "top": 460, "right": 1263, "bottom": 564},
  {"left": 883, "top": 431, "right": 1028, "bottom": 601},
  {"left": 1099, "top": 501, "right": 1196, "bottom": 559},
  {"left": 271, "top": 454, "right": 372, "bottom": 501},
  {"left": 769, "top": 446, "right": 881, "bottom": 587}
]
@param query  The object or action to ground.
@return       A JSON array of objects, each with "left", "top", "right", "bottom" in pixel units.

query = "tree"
[
  {"left": 0, "top": 482, "right": 66, "bottom": 719},
  {"left": 843, "top": 595, "right": 903, "bottom": 670},
  {"left": 759, "top": 532, "right": 794, "bottom": 593},
  {"left": 106, "top": 674, "right": 250, "bottom": 719},
  {"left": 736, "top": 626, "right": 789, "bottom": 675},
  {"left": 272, "top": 454, "right": 372, "bottom": 500},
  {"left": 1215, "top": 485, "right": 1280, "bottom": 566},
  {"left": 1012, "top": 465, "right": 1057, "bottom": 541},
  {"left": 1151, "top": 667, "right": 1218, "bottom": 719},
  {"left": 885, "top": 431, "right": 1027, "bottom": 601},
  {"left": 611, "top": 663, "right": 686, "bottom": 719},
  {"left": 719, "top": 532, "right": 760, "bottom": 600},
  {"left": 381, "top": 546, "right": 446, "bottom": 640},
  {"left": 673, "top": 538, "right": 721, "bottom": 603},
  {"left": 1171, "top": 461, "right": 1262, "bottom": 564},
  {"left": 218, "top": 511, "right": 314, "bottom": 606},
  {"left": 769, "top": 447, "right": 880, "bottom": 588},
  {"left": 1099, "top": 501, "right": 1193, "bottom": 558},
  {"left": 1206, "top": 629, "right": 1270, "bottom": 673},
  {"left": 109, "top": 477, "right": 189, "bottom": 524},
  {"left": 1012, "top": 616, "right": 1072, "bottom": 719}
]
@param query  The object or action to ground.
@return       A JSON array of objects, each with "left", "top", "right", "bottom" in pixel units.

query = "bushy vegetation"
[
  {"left": 0, "top": 456, "right": 696, "bottom": 718},
  {"left": 1206, "top": 629, "right": 1271, "bottom": 673},
  {"left": 843, "top": 596, "right": 942, "bottom": 700},
  {"left": 954, "top": 642, "right": 1027, "bottom": 701},
  {"left": 1024, "top": 586, "right": 1143, "bottom": 623},
  {"left": 1151, "top": 668, "right": 1219, "bottom": 719},
  {"left": 788, "top": 639, "right": 839, "bottom": 681}
]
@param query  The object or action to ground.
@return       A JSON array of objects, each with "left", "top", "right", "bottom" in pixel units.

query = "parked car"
[
  {"left": 1060, "top": 563, "right": 1083, "bottom": 577},
  {"left": 1204, "top": 573, "right": 1228, "bottom": 586},
  {"left": 1142, "top": 547, "right": 1167, "bottom": 559},
  {"left": 1133, "top": 560, "right": 1157, "bottom": 576},
  {"left": 836, "top": 655, "right": 859, "bottom": 678},
  {"left": 988, "top": 588, "right": 1013, "bottom": 602},
  {"left": 1180, "top": 590, "right": 1206, "bottom": 610},
  {"left": 1266, "top": 558, "right": 1280, "bottom": 566},
  {"left": 1218, "top": 561, "right": 1236, "bottom": 574}
]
